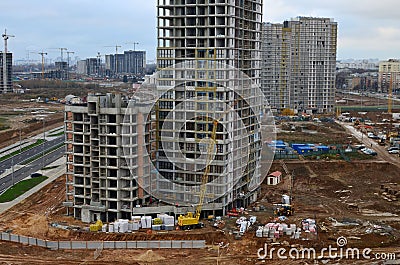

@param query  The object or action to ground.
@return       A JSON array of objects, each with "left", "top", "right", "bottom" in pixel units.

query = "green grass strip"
[
  {"left": 0, "top": 139, "right": 46, "bottom": 162},
  {"left": 48, "top": 131, "right": 65, "bottom": 137},
  {"left": 21, "top": 143, "right": 64, "bottom": 165},
  {"left": 0, "top": 176, "right": 48, "bottom": 203}
]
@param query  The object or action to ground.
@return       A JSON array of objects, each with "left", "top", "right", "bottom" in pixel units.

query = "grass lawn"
[
  {"left": 0, "top": 139, "right": 45, "bottom": 162},
  {"left": 0, "top": 176, "right": 48, "bottom": 203},
  {"left": 48, "top": 131, "right": 65, "bottom": 137}
]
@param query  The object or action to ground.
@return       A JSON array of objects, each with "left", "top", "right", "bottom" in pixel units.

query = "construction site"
[{"left": 0, "top": 88, "right": 399, "bottom": 264}]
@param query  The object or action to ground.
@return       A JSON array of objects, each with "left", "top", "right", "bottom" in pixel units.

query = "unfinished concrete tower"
[
  {"left": 155, "top": 0, "right": 265, "bottom": 216},
  {"left": 261, "top": 17, "right": 338, "bottom": 114},
  {"left": 64, "top": 94, "right": 152, "bottom": 222}
]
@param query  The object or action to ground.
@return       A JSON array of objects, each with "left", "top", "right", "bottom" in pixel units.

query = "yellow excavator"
[{"left": 178, "top": 119, "right": 218, "bottom": 229}]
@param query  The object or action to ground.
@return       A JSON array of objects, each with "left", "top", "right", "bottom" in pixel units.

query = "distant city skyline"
[{"left": 1, "top": 0, "right": 399, "bottom": 63}]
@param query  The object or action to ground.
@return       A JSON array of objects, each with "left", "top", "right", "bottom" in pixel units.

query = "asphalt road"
[
  {"left": 0, "top": 146, "right": 65, "bottom": 194},
  {"left": 338, "top": 121, "right": 400, "bottom": 167},
  {"left": 0, "top": 136, "right": 64, "bottom": 175}
]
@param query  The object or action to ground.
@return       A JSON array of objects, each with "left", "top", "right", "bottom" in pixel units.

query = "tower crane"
[
  {"left": 178, "top": 98, "right": 238, "bottom": 229},
  {"left": 126, "top": 41, "right": 139, "bottom": 51},
  {"left": 38, "top": 52, "right": 47, "bottom": 79},
  {"left": 96, "top": 52, "right": 102, "bottom": 77},
  {"left": 2, "top": 29, "right": 15, "bottom": 93},
  {"left": 49, "top": 47, "right": 67, "bottom": 79}
]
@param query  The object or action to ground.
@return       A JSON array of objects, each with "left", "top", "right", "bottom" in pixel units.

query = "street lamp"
[{"left": 40, "top": 117, "right": 47, "bottom": 169}]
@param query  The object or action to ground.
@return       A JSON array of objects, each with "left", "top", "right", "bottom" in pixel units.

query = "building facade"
[
  {"left": 105, "top": 51, "right": 146, "bottom": 76},
  {"left": 0, "top": 52, "right": 13, "bottom": 93},
  {"left": 155, "top": 0, "right": 264, "bottom": 215},
  {"left": 64, "top": 93, "right": 152, "bottom": 222},
  {"left": 378, "top": 59, "right": 400, "bottom": 93},
  {"left": 261, "top": 17, "right": 338, "bottom": 113},
  {"left": 124, "top": 51, "right": 146, "bottom": 75}
]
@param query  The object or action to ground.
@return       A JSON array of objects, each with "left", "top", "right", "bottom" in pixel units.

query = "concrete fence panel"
[
  {"left": 136, "top": 241, "right": 148, "bottom": 248},
  {"left": 0, "top": 232, "right": 206, "bottom": 250},
  {"left": 1, "top": 232, "right": 10, "bottom": 241},
  {"left": 103, "top": 241, "right": 115, "bottom": 249},
  {"left": 46, "top": 241, "right": 58, "bottom": 250},
  {"left": 71, "top": 241, "right": 87, "bottom": 250},
  {"left": 127, "top": 241, "right": 137, "bottom": 249},
  {"left": 19, "top": 235, "right": 29, "bottom": 245},
  {"left": 159, "top": 240, "right": 172, "bottom": 249},
  {"left": 87, "top": 241, "right": 103, "bottom": 250},
  {"left": 115, "top": 241, "right": 127, "bottom": 249},
  {"left": 59, "top": 241, "right": 72, "bottom": 250},
  {"left": 181, "top": 240, "right": 194, "bottom": 248},
  {"left": 10, "top": 234, "right": 19, "bottom": 243},
  {"left": 171, "top": 241, "right": 182, "bottom": 249},
  {"left": 193, "top": 240, "right": 206, "bottom": 249},
  {"left": 37, "top": 239, "right": 46, "bottom": 248},
  {"left": 28, "top": 237, "right": 37, "bottom": 246}
]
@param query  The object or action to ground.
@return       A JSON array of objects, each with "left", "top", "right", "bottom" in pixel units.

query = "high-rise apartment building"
[
  {"left": 64, "top": 93, "right": 152, "bottom": 222},
  {"left": 261, "top": 17, "right": 338, "bottom": 113},
  {"left": 0, "top": 52, "right": 13, "bottom": 93},
  {"left": 155, "top": 0, "right": 264, "bottom": 215},
  {"left": 124, "top": 51, "right": 146, "bottom": 75},
  {"left": 378, "top": 59, "right": 400, "bottom": 93},
  {"left": 105, "top": 51, "right": 146, "bottom": 76},
  {"left": 77, "top": 58, "right": 102, "bottom": 76}
]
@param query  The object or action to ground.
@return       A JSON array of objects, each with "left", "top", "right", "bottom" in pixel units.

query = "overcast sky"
[{"left": 1, "top": 0, "right": 399, "bottom": 63}]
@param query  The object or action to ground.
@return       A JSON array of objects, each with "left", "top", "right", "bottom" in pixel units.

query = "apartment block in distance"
[
  {"left": 64, "top": 93, "right": 153, "bottom": 222},
  {"left": 378, "top": 59, "right": 400, "bottom": 93},
  {"left": 155, "top": 0, "right": 264, "bottom": 215},
  {"left": 261, "top": 17, "right": 338, "bottom": 114},
  {"left": 0, "top": 52, "right": 13, "bottom": 93}
]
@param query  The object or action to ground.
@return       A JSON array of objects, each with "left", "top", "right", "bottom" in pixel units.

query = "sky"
[{"left": 1, "top": 0, "right": 400, "bottom": 64}]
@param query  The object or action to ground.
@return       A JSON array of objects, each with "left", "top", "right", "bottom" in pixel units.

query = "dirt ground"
[
  {"left": 0, "top": 89, "right": 399, "bottom": 263},
  {"left": 0, "top": 98, "right": 64, "bottom": 150},
  {"left": 0, "top": 158, "right": 399, "bottom": 264}
]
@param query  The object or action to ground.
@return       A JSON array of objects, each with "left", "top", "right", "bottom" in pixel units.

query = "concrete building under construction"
[
  {"left": 64, "top": 93, "right": 153, "bottom": 222},
  {"left": 154, "top": 0, "right": 265, "bottom": 215},
  {"left": 0, "top": 52, "right": 13, "bottom": 93}
]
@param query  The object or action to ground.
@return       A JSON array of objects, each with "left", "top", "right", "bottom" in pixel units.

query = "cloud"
[{"left": 2, "top": 0, "right": 400, "bottom": 61}]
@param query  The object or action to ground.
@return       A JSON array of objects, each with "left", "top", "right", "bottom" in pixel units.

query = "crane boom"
[{"left": 195, "top": 119, "right": 218, "bottom": 220}]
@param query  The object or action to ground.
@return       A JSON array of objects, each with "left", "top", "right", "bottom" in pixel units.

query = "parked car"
[
  {"left": 361, "top": 148, "right": 377, "bottom": 156},
  {"left": 388, "top": 149, "right": 399, "bottom": 154},
  {"left": 387, "top": 147, "right": 399, "bottom": 152},
  {"left": 30, "top": 172, "right": 43, "bottom": 178}
]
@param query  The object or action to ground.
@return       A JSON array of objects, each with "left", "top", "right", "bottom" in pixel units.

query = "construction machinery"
[
  {"left": 273, "top": 161, "right": 294, "bottom": 216},
  {"left": 177, "top": 118, "right": 218, "bottom": 229}
]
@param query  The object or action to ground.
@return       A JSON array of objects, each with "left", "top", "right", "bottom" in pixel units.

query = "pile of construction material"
[
  {"left": 97, "top": 214, "right": 176, "bottom": 233},
  {"left": 256, "top": 223, "right": 300, "bottom": 239},
  {"left": 236, "top": 216, "right": 257, "bottom": 235},
  {"left": 151, "top": 214, "right": 175, "bottom": 231},
  {"left": 301, "top": 218, "right": 317, "bottom": 235}
]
